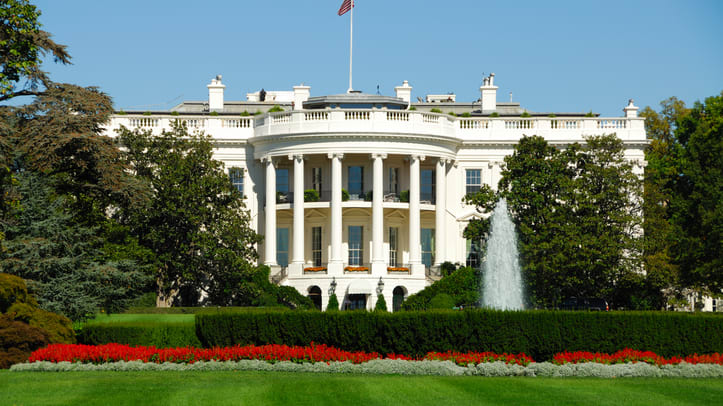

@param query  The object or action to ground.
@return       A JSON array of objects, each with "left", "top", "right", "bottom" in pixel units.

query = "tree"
[
  {"left": 468, "top": 134, "right": 643, "bottom": 308},
  {"left": 117, "top": 122, "right": 263, "bottom": 306},
  {"left": 0, "top": 173, "right": 150, "bottom": 320},
  {"left": 375, "top": 294, "right": 387, "bottom": 311},
  {"left": 669, "top": 92, "right": 723, "bottom": 294},
  {"left": 326, "top": 294, "right": 339, "bottom": 311},
  {"left": 0, "top": 0, "right": 70, "bottom": 102}
]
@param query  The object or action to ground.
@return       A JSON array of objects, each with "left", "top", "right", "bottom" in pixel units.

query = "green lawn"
[
  {"left": 2, "top": 371, "right": 722, "bottom": 405},
  {"left": 83, "top": 313, "right": 195, "bottom": 325}
]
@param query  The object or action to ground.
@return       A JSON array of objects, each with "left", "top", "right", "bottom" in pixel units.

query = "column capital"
[
  {"left": 327, "top": 152, "right": 345, "bottom": 160},
  {"left": 410, "top": 154, "right": 426, "bottom": 161},
  {"left": 370, "top": 153, "right": 387, "bottom": 160},
  {"left": 287, "top": 153, "right": 304, "bottom": 162},
  {"left": 487, "top": 161, "right": 495, "bottom": 168}
]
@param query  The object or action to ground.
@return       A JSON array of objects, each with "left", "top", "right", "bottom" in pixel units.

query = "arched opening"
[
  {"left": 308, "top": 286, "right": 322, "bottom": 310},
  {"left": 393, "top": 286, "right": 407, "bottom": 312}
]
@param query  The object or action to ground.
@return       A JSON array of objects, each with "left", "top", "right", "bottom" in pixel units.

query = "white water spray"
[{"left": 482, "top": 198, "right": 525, "bottom": 310}]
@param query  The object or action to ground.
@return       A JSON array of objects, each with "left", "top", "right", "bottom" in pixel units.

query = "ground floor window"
[
  {"left": 466, "top": 238, "right": 481, "bottom": 268},
  {"left": 393, "top": 286, "right": 406, "bottom": 312},
  {"left": 308, "top": 286, "right": 322, "bottom": 311},
  {"left": 277, "top": 228, "right": 289, "bottom": 267},
  {"left": 345, "top": 294, "right": 367, "bottom": 310},
  {"left": 421, "top": 228, "right": 435, "bottom": 268},
  {"left": 348, "top": 225, "right": 363, "bottom": 266}
]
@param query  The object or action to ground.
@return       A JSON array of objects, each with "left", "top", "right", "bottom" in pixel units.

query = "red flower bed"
[
  {"left": 552, "top": 348, "right": 723, "bottom": 366},
  {"left": 425, "top": 351, "right": 534, "bottom": 366}
]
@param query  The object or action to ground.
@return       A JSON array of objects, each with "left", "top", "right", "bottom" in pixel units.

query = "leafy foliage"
[
  {"left": 375, "top": 294, "right": 387, "bottom": 311},
  {"left": 326, "top": 294, "right": 339, "bottom": 311},
  {"left": 401, "top": 267, "right": 480, "bottom": 310}
]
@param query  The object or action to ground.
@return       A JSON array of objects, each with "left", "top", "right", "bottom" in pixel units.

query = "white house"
[{"left": 103, "top": 74, "right": 647, "bottom": 311}]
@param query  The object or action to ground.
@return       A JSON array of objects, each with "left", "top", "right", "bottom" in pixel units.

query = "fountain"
[{"left": 482, "top": 198, "right": 525, "bottom": 310}]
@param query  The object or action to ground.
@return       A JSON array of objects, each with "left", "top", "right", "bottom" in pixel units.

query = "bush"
[
  {"left": 304, "top": 189, "right": 320, "bottom": 202},
  {"left": 429, "top": 294, "right": 455, "bottom": 309},
  {"left": 0, "top": 314, "right": 49, "bottom": 369},
  {"left": 402, "top": 267, "right": 480, "bottom": 310},
  {"left": 268, "top": 105, "right": 284, "bottom": 113},
  {"left": 375, "top": 295, "right": 387, "bottom": 312},
  {"left": 400, "top": 190, "right": 409, "bottom": 203},
  {"left": 78, "top": 322, "right": 201, "bottom": 348},
  {"left": 489, "top": 112, "right": 500, "bottom": 118},
  {"left": 0, "top": 273, "right": 38, "bottom": 312},
  {"left": 520, "top": 111, "right": 531, "bottom": 118},
  {"left": 430, "top": 108, "right": 442, "bottom": 113},
  {"left": 440, "top": 261, "right": 457, "bottom": 277},
  {"left": 327, "top": 294, "right": 339, "bottom": 311},
  {"left": 195, "top": 310, "right": 723, "bottom": 360},
  {"left": 341, "top": 189, "right": 350, "bottom": 202},
  {"left": 6, "top": 303, "right": 74, "bottom": 344}
]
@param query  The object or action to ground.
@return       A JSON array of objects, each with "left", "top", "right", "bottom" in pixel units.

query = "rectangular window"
[
  {"left": 388, "top": 167, "right": 399, "bottom": 194},
  {"left": 276, "top": 168, "right": 289, "bottom": 203},
  {"left": 348, "top": 166, "right": 364, "bottom": 199},
  {"left": 421, "top": 169, "right": 435, "bottom": 203},
  {"left": 421, "top": 228, "right": 435, "bottom": 268},
  {"left": 388, "top": 227, "right": 398, "bottom": 267},
  {"left": 229, "top": 167, "right": 244, "bottom": 196},
  {"left": 276, "top": 228, "right": 289, "bottom": 267},
  {"left": 348, "top": 225, "right": 363, "bottom": 266},
  {"left": 312, "top": 226, "right": 322, "bottom": 267},
  {"left": 466, "top": 169, "right": 482, "bottom": 195},
  {"left": 466, "top": 239, "right": 481, "bottom": 268},
  {"left": 312, "top": 167, "right": 322, "bottom": 194}
]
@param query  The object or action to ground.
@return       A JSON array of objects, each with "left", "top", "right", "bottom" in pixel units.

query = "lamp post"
[{"left": 376, "top": 277, "right": 384, "bottom": 296}]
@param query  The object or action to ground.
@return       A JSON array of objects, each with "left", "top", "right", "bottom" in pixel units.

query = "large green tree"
[
  {"left": 467, "top": 134, "right": 643, "bottom": 309},
  {"left": 117, "top": 122, "right": 264, "bottom": 306},
  {"left": 669, "top": 92, "right": 723, "bottom": 294}
]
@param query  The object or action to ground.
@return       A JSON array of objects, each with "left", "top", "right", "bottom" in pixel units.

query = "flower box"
[
  {"left": 387, "top": 267, "right": 410, "bottom": 273},
  {"left": 344, "top": 266, "right": 369, "bottom": 272},
  {"left": 303, "top": 267, "right": 327, "bottom": 273}
]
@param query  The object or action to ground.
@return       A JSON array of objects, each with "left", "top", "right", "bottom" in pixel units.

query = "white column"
[
  {"left": 290, "top": 154, "right": 304, "bottom": 274},
  {"left": 264, "top": 157, "right": 277, "bottom": 266},
  {"left": 434, "top": 158, "right": 446, "bottom": 266},
  {"left": 409, "top": 155, "right": 424, "bottom": 273},
  {"left": 486, "top": 161, "right": 495, "bottom": 189},
  {"left": 328, "top": 153, "right": 344, "bottom": 273},
  {"left": 371, "top": 153, "right": 387, "bottom": 274}
]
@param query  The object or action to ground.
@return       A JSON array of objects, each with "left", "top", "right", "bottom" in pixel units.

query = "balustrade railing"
[
  {"left": 345, "top": 111, "right": 370, "bottom": 120},
  {"left": 222, "top": 118, "right": 252, "bottom": 128},
  {"left": 304, "top": 111, "right": 328, "bottom": 121},
  {"left": 129, "top": 117, "right": 159, "bottom": 127},
  {"left": 504, "top": 119, "right": 535, "bottom": 129},
  {"left": 551, "top": 119, "right": 581, "bottom": 129},
  {"left": 386, "top": 111, "right": 409, "bottom": 121},
  {"left": 597, "top": 119, "right": 627, "bottom": 129}
]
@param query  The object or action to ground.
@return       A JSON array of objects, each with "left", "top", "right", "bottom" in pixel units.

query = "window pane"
[
  {"left": 421, "top": 228, "right": 435, "bottom": 268},
  {"left": 466, "top": 169, "right": 481, "bottom": 194},
  {"left": 277, "top": 228, "right": 289, "bottom": 267},
  {"left": 229, "top": 168, "right": 244, "bottom": 195},
  {"left": 277, "top": 169, "right": 289, "bottom": 194},
  {"left": 421, "top": 169, "right": 435, "bottom": 202},
  {"left": 348, "top": 166, "right": 363, "bottom": 197},
  {"left": 348, "top": 225, "right": 363, "bottom": 266}
]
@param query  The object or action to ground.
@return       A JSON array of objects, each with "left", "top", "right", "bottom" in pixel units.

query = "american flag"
[{"left": 338, "top": 0, "right": 354, "bottom": 16}]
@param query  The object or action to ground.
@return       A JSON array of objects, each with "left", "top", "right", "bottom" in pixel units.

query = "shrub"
[
  {"left": 440, "top": 261, "right": 457, "bottom": 277},
  {"left": 408, "top": 106, "right": 417, "bottom": 111},
  {"left": 0, "top": 273, "right": 37, "bottom": 312},
  {"left": 195, "top": 310, "right": 723, "bottom": 360},
  {"left": 171, "top": 111, "right": 179, "bottom": 116},
  {"left": 268, "top": 105, "right": 284, "bottom": 113},
  {"left": 402, "top": 267, "right": 480, "bottom": 310},
  {"left": 341, "top": 189, "right": 349, "bottom": 202},
  {"left": 240, "top": 111, "right": 251, "bottom": 117},
  {"left": 585, "top": 110, "right": 595, "bottom": 117},
  {"left": 78, "top": 322, "right": 201, "bottom": 348},
  {"left": 209, "top": 111, "right": 219, "bottom": 116},
  {"left": 6, "top": 303, "right": 75, "bottom": 344},
  {"left": 460, "top": 112, "right": 471, "bottom": 117},
  {"left": 428, "top": 294, "right": 455, "bottom": 309},
  {"left": 489, "top": 112, "right": 500, "bottom": 117},
  {"left": 430, "top": 108, "right": 442, "bottom": 113},
  {"left": 327, "top": 294, "right": 339, "bottom": 311},
  {"left": 0, "top": 314, "right": 49, "bottom": 369},
  {"left": 520, "top": 111, "right": 531, "bottom": 118},
  {"left": 400, "top": 190, "right": 409, "bottom": 203},
  {"left": 304, "top": 189, "right": 320, "bottom": 202},
  {"left": 375, "top": 295, "right": 387, "bottom": 312}
]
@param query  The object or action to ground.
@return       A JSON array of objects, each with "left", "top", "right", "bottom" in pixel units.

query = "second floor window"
[
  {"left": 421, "top": 169, "right": 435, "bottom": 203},
  {"left": 229, "top": 167, "right": 244, "bottom": 196},
  {"left": 312, "top": 167, "right": 322, "bottom": 194},
  {"left": 388, "top": 167, "right": 399, "bottom": 194},
  {"left": 277, "top": 168, "right": 289, "bottom": 194},
  {"left": 466, "top": 169, "right": 482, "bottom": 195},
  {"left": 348, "top": 166, "right": 364, "bottom": 198}
]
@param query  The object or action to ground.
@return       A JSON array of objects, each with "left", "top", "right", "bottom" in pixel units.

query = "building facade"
[{"left": 103, "top": 74, "right": 647, "bottom": 311}]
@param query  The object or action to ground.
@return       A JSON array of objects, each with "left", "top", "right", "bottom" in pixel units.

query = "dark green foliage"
[
  {"left": 326, "top": 294, "right": 339, "bottom": 311},
  {"left": 400, "top": 190, "right": 409, "bottom": 203},
  {"left": 0, "top": 314, "right": 49, "bottom": 369},
  {"left": 303, "top": 189, "right": 319, "bottom": 202},
  {"left": 520, "top": 111, "right": 531, "bottom": 118},
  {"left": 267, "top": 105, "right": 284, "bottom": 113},
  {"left": 375, "top": 295, "right": 387, "bottom": 312},
  {"left": 79, "top": 322, "right": 201, "bottom": 348},
  {"left": 440, "top": 261, "right": 457, "bottom": 277},
  {"left": 401, "top": 267, "right": 480, "bottom": 311},
  {"left": 490, "top": 112, "right": 500, "bottom": 117},
  {"left": 341, "top": 189, "right": 350, "bottom": 202},
  {"left": 195, "top": 310, "right": 723, "bottom": 360},
  {"left": 430, "top": 108, "right": 442, "bottom": 113},
  {"left": 0, "top": 273, "right": 37, "bottom": 312},
  {"left": 6, "top": 303, "right": 74, "bottom": 344},
  {"left": 428, "top": 293, "right": 455, "bottom": 309}
]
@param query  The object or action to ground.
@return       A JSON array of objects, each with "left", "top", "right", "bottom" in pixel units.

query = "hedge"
[
  {"left": 195, "top": 310, "right": 723, "bottom": 360},
  {"left": 78, "top": 322, "right": 201, "bottom": 348}
]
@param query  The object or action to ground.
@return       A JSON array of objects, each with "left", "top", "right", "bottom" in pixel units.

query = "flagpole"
[{"left": 347, "top": 3, "right": 353, "bottom": 93}]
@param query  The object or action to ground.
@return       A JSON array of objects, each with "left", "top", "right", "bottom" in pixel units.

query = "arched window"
[
  {"left": 393, "top": 286, "right": 407, "bottom": 312},
  {"left": 308, "top": 286, "right": 322, "bottom": 310}
]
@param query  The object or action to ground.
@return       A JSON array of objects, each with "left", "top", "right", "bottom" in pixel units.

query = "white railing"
[
  {"left": 597, "top": 119, "right": 627, "bottom": 129},
  {"left": 129, "top": 117, "right": 159, "bottom": 127},
  {"left": 181, "top": 118, "right": 205, "bottom": 128},
  {"left": 551, "top": 119, "right": 581, "bottom": 129},
  {"left": 345, "top": 111, "right": 370, "bottom": 120},
  {"left": 304, "top": 111, "right": 328, "bottom": 121},
  {"left": 459, "top": 119, "right": 489, "bottom": 129},
  {"left": 222, "top": 118, "right": 252, "bottom": 128},
  {"left": 270, "top": 112, "right": 291, "bottom": 124},
  {"left": 386, "top": 111, "right": 409, "bottom": 121},
  {"left": 504, "top": 119, "right": 535, "bottom": 129},
  {"left": 422, "top": 113, "right": 439, "bottom": 123}
]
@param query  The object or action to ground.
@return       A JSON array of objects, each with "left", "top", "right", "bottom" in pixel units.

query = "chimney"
[
  {"left": 394, "top": 80, "right": 412, "bottom": 104},
  {"left": 623, "top": 99, "right": 639, "bottom": 118},
  {"left": 207, "top": 75, "right": 225, "bottom": 111},
  {"left": 293, "top": 84, "right": 311, "bottom": 110},
  {"left": 480, "top": 73, "right": 498, "bottom": 112}
]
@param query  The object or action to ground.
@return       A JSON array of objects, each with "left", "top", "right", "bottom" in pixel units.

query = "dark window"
[
  {"left": 312, "top": 226, "right": 322, "bottom": 267},
  {"left": 421, "top": 169, "right": 435, "bottom": 203},
  {"left": 276, "top": 228, "right": 289, "bottom": 267},
  {"left": 346, "top": 294, "right": 367, "bottom": 310},
  {"left": 466, "top": 239, "right": 481, "bottom": 268},
  {"left": 308, "top": 286, "right": 322, "bottom": 311},
  {"left": 312, "top": 167, "right": 322, "bottom": 194},
  {"left": 348, "top": 166, "right": 364, "bottom": 199},
  {"left": 348, "top": 226, "right": 363, "bottom": 266},
  {"left": 466, "top": 169, "right": 482, "bottom": 195},
  {"left": 277, "top": 168, "right": 289, "bottom": 194},
  {"left": 388, "top": 227, "right": 398, "bottom": 267},
  {"left": 393, "top": 287, "right": 406, "bottom": 312},
  {"left": 229, "top": 167, "right": 244, "bottom": 196},
  {"left": 421, "top": 228, "right": 435, "bottom": 268}
]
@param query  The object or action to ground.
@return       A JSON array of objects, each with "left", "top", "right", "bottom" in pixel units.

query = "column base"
[
  {"left": 327, "top": 261, "right": 344, "bottom": 275},
  {"left": 410, "top": 263, "right": 426, "bottom": 276},
  {"left": 288, "top": 262, "right": 304, "bottom": 277},
  {"left": 371, "top": 261, "right": 387, "bottom": 276}
]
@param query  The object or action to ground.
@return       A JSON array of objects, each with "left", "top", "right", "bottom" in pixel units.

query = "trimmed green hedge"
[
  {"left": 78, "top": 322, "right": 201, "bottom": 348},
  {"left": 195, "top": 310, "right": 723, "bottom": 360}
]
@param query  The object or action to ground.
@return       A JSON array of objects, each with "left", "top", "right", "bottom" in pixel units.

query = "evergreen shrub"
[
  {"left": 79, "top": 322, "right": 201, "bottom": 348},
  {"left": 0, "top": 314, "right": 49, "bottom": 369},
  {"left": 195, "top": 309, "right": 723, "bottom": 360}
]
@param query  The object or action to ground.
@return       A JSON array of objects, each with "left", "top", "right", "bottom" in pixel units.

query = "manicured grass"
[
  {"left": 84, "top": 313, "right": 195, "bottom": 325},
  {"left": 2, "top": 371, "right": 722, "bottom": 405}
]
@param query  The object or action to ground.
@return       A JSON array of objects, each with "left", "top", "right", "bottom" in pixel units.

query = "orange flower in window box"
[
  {"left": 344, "top": 266, "right": 369, "bottom": 272},
  {"left": 387, "top": 267, "right": 410, "bottom": 272},
  {"left": 304, "top": 266, "right": 327, "bottom": 272}
]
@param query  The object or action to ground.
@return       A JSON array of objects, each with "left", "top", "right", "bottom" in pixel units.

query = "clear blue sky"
[{"left": 30, "top": 0, "right": 723, "bottom": 116}]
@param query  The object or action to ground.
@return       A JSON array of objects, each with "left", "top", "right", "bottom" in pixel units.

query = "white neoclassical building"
[{"left": 103, "top": 74, "right": 647, "bottom": 311}]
